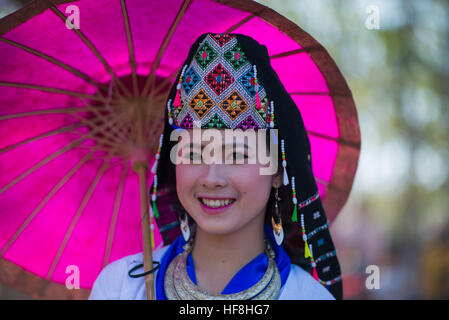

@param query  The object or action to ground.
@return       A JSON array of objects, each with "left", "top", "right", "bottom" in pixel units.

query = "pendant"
[
  {"left": 271, "top": 216, "right": 284, "bottom": 246},
  {"left": 180, "top": 214, "right": 190, "bottom": 242}
]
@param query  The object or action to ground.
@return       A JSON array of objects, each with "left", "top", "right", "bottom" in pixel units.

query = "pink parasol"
[{"left": 0, "top": 0, "right": 360, "bottom": 299}]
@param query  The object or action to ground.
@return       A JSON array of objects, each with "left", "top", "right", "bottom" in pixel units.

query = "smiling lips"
[{"left": 199, "top": 197, "right": 236, "bottom": 208}]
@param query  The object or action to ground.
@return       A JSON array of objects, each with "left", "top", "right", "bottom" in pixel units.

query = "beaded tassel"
[
  {"left": 311, "top": 257, "right": 320, "bottom": 281},
  {"left": 291, "top": 176, "right": 298, "bottom": 222},
  {"left": 149, "top": 209, "right": 155, "bottom": 247},
  {"left": 174, "top": 65, "right": 187, "bottom": 108},
  {"left": 151, "top": 134, "right": 164, "bottom": 174},
  {"left": 253, "top": 65, "right": 262, "bottom": 110},
  {"left": 167, "top": 99, "right": 173, "bottom": 125},
  {"left": 151, "top": 175, "right": 159, "bottom": 218},
  {"left": 269, "top": 101, "right": 275, "bottom": 128},
  {"left": 301, "top": 213, "right": 320, "bottom": 281},
  {"left": 281, "top": 140, "right": 289, "bottom": 186},
  {"left": 300, "top": 213, "right": 312, "bottom": 259}
]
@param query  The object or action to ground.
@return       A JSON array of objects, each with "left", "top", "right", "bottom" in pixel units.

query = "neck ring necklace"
[{"left": 164, "top": 237, "right": 281, "bottom": 300}]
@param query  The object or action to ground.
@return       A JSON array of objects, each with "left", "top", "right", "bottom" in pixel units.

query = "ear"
[{"left": 272, "top": 172, "right": 282, "bottom": 188}]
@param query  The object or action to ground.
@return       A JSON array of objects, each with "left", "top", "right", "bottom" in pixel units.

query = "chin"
[{"left": 194, "top": 218, "right": 240, "bottom": 236}]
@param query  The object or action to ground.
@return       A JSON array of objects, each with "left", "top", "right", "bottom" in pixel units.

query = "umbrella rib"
[
  {"left": 0, "top": 122, "right": 85, "bottom": 155},
  {"left": 0, "top": 81, "right": 106, "bottom": 103},
  {"left": 153, "top": 66, "right": 181, "bottom": 97},
  {"left": 103, "top": 162, "right": 129, "bottom": 267},
  {"left": 79, "top": 114, "right": 134, "bottom": 154},
  {"left": 114, "top": 114, "right": 134, "bottom": 143},
  {"left": 0, "top": 116, "right": 119, "bottom": 196},
  {"left": 224, "top": 13, "right": 256, "bottom": 33},
  {"left": 307, "top": 130, "right": 360, "bottom": 149},
  {"left": 83, "top": 101, "right": 130, "bottom": 143},
  {"left": 120, "top": 0, "right": 139, "bottom": 96},
  {"left": 72, "top": 110, "right": 129, "bottom": 145},
  {"left": 114, "top": 114, "right": 133, "bottom": 143},
  {"left": 0, "top": 37, "right": 107, "bottom": 92},
  {"left": 49, "top": 7, "right": 132, "bottom": 98},
  {"left": 141, "top": 0, "right": 193, "bottom": 97},
  {"left": 269, "top": 46, "right": 322, "bottom": 60},
  {"left": 289, "top": 91, "right": 331, "bottom": 96},
  {"left": 71, "top": 122, "right": 126, "bottom": 158},
  {"left": 0, "top": 138, "right": 88, "bottom": 196},
  {"left": 0, "top": 151, "right": 95, "bottom": 257},
  {"left": 46, "top": 159, "right": 111, "bottom": 280},
  {"left": 0, "top": 106, "right": 110, "bottom": 121}
]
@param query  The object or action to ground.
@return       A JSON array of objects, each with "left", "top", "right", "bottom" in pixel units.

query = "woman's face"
[{"left": 175, "top": 129, "right": 281, "bottom": 236}]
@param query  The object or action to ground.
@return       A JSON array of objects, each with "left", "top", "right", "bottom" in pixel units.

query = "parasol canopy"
[{"left": 0, "top": 0, "right": 360, "bottom": 299}]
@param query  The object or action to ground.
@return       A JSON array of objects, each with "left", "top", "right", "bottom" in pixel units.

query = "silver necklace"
[{"left": 164, "top": 238, "right": 281, "bottom": 300}]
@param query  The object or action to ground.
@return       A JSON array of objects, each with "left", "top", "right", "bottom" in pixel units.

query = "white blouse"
[{"left": 89, "top": 245, "right": 335, "bottom": 300}]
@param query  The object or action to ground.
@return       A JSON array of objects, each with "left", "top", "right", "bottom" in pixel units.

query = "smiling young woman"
[
  {"left": 175, "top": 129, "right": 281, "bottom": 295},
  {"left": 89, "top": 33, "right": 342, "bottom": 300}
]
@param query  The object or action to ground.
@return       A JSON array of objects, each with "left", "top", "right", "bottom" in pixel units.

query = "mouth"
[{"left": 198, "top": 197, "right": 236, "bottom": 209}]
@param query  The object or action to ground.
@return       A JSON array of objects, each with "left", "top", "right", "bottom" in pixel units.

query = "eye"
[
  {"left": 184, "top": 151, "right": 202, "bottom": 162},
  {"left": 227, "top": 151, "right": 248, "bottom": 164}
]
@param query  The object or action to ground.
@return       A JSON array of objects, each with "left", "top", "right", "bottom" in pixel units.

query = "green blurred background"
[
  {"left": 1, "top": 0, "right": 448, "bottom": 299},
  {"left": 253, "top": 0, "right": 449, "bottom": 299}
]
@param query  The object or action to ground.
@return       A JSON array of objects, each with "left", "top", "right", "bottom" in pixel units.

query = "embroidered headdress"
[{"left": 151, "top": 33, "right": 343, "bottom": 299}]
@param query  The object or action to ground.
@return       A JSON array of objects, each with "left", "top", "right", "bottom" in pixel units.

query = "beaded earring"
[
  {"left": 269, "top": 101, "right": 275, "bottom": 129},
  {"left": 167, "top": 99, "right": 173, "bottom": 125},
  {"left": 151, "top": 175, "right": 159, "bottom": 219},
  {"left": 301, "top": 213, "right": 319, "bottom": 281},
  {"left": 253, "top": 65, "right": 262, "bottom": 110},
  {"left": 176, "top": 204, "right": 191, "bottom": 242},
  {"left": 180, "top": 213, "right": 190, "bottom": 242},
  {"left": 151, "top": 133, "right": 164, "bottom": 174},
  {"left": 149, "top": 207, "right": 156, "bottom": 248},
  {"left": 174, "top": 65, "right": 188, "bottom": 108},
  {"left": 281, "top": 139, "right": 289, "bottom": 186},
  {"left": 271, "top": 187, "right": 284, "bottom": 245},
  {"left": 291, "top": 176, "right": 298, "bottom": 222}
]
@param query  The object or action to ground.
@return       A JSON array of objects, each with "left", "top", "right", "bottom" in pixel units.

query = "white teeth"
[{"left": 200, "top": 198, "right": 234, "bottom": 208}]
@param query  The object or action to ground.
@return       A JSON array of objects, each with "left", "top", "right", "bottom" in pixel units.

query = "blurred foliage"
[
  {"left": 0, "top": 0, "right": 32, "bottom": 19},
  {"left": 256, "top": 0, "right": 449, "bottom": 298}
]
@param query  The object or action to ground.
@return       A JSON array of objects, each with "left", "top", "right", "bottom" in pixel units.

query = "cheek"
[
  {"left": 176, "top": 164, "right": 197, "bottom": 194},
  {"left": 232, "top": 165, "right": 273, "bottom": 202}
]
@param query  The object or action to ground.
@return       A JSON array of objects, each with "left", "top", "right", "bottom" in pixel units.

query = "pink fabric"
[{"left": 0, "top": 0, "right": 339, "bottom": 289}]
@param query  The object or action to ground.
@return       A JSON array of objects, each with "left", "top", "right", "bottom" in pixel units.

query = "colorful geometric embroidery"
[
  {"left": 175, "top": 33, "right": 272, "bottom": 131},
  {"left": 223, "top": 43, "right": 248, "bottom": 71},
  {"left": 194, "top": 41, "right": 217, "bottom": 70},
  {"left": 205, "top": 114, "right": 228, "bottom": 129},
  {"left": 219, "top": 90, "right": 248, "bottom": 120},
  {"left": 205, "top": 63, "right": 234, "bottom": 96},
  {"left": 180, "top": 113, "right": 194, "bottom": 128},
  {"left": 172, "top": 99, "right": 182, "bottom": 118},
  {"left": 182, "top": 66, "right": 200, "bottom": 95},
  {"left": 189, "top": 89, "right": 215, "bottom": 119},
  {"left": 236, "top": 115, "right": 258, "bottom": 130},
  {"left": 238, "top": 68, "right": 257, "bottom": 97},
  {"left": 210, "top": 33, "right": 235, "bottom": 47},
  {"left": 255, "top": 96, "right": 268, "bottom": 122}
]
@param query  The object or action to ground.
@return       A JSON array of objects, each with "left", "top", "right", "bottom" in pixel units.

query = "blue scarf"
[{"left": 155, "top": 224, "right": 291, "bottom": 299}]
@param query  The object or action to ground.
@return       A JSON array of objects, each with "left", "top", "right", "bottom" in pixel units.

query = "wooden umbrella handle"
[{"left": 133, "top": 161, "right": 155, "bottom": 300}]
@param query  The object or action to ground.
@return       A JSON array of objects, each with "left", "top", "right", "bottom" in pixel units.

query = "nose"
[{"left": 199, "top": 164, "right": 228, "bottom": 189}]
